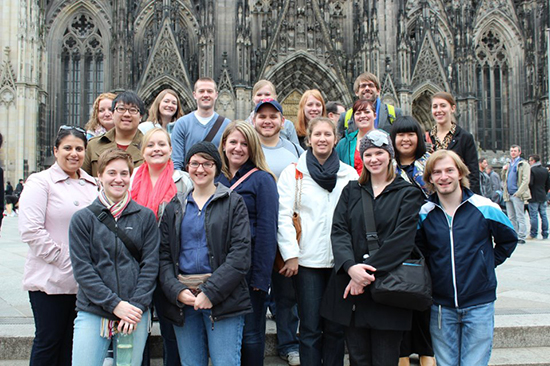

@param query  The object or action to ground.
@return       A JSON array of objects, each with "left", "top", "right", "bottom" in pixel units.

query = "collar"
[
  {"left": 99, "top": 128, "right": 143, "bottom": 147},
  {"left": 50, "top": 162, "right": 97, "bottom": 185},
  {"left": 233, "top": 160, "right": 256, "bottom": 180},
  {"left": 532, "top": 162, "right": 542, "bottom": 167},
  {"left": 428, "top": 186, "right": 474, "bottom": 205}
]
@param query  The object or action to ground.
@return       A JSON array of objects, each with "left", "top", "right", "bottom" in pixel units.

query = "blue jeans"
[
  {"left": 528, "top": 201, "right": 549, "bottom": 238},
  {"left": 430, "top": 302, "right": 494, "bottom": 366},
  {"left": 242, "top": 288, "right": 268, "bottom": 366},
  {"left": 506, "top": 195, "right": 527, "bottom": 240},
  {"left": 28, "top": 291, "right": 76, "bottom": 366},
  {"left": 271, "top": 270, "right": 300, "bottom": 356},
  {"left": 294, "top": 266, "right": 345, "bottom": 366},
  {"left": 173, "top": 307, "right": 244, "bottom": 366},
  {"left": 72, "top": 309, "right": 151, "bottom": 366}
]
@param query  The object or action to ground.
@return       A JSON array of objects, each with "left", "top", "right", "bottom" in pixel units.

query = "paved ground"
[{"left": 1, "top": 212, "right": 550, "bottom": 364}]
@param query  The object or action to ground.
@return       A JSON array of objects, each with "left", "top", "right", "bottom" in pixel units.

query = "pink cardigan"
[{"left": 18, "top": 163, "right": 98, "bottom": 294}]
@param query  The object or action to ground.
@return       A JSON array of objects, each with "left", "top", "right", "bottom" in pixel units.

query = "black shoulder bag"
[
  {"left": 203, "top": 115, "right": 225, "bottom": 142},
  {"left": 87, "top": 205, "right": 141, "bottom": 263},
  {"left": 360, "top": 188, "right": 432, "bottom": 311}
]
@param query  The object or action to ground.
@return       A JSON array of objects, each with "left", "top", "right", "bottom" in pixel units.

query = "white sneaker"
[{"left": 280, "top": 351, "right": 300, "bottom": 365}]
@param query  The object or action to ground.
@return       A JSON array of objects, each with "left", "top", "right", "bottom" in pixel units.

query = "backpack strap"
[
  {"left": 230, "top": 168, "right": 259, "bottom": 190},
  {"left": 387, "top": 104, "right": 396, "bottom": 124},
  {"left": 87, "top": 205, "right": 141, "bottom": 262},
  {"left": 360, "top": 187, "right": 381, "bottom": 257},
  {"left": 204, "top": 114, "right": 225, "bottom": 142},
  {"left": 343, "top": 108, "right": 354, "bottom": 129}
]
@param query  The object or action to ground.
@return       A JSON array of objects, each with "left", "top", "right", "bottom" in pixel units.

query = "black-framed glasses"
[
  {"left": 115, "top": 106, "right": 140, "bottom": 115},
  {"left": 188, "top": 161, "right": 215, "bottom": 169},
  {"left": 59, "top": 125, "right": 86, "bottom": 134}
]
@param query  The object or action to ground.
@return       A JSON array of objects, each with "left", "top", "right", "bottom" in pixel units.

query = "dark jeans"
[
  {"left": 294, "top": 266, "right": 345, "bottom": 366},
  {"left": 345, "top": 324, "right": 402, "bottom": 366},
  {"left": 157, "top": 309, "right": 181, "bottom": 366},
  {"left": 242, "top": 288, "right": 268, "bottom": 366},
  {"left": 28, "top": 291, "right": 76, "bottom": 366},
  {"left": 271, "top": 270, "right": 300, "bottom": 356}
]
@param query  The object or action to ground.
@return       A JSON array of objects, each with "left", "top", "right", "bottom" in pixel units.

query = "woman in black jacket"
[
  {"left": 429, "top": 91, "right": 480, "bottom": 194},
  {"left": 158, "top": 141, "right": 252, "bottom": 366},
  {"left": 321, "top": 130, "right": 424, "bottom": 365}
]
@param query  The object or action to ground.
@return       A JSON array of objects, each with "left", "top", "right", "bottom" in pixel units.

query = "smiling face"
[
  {"left": 98, "top": 159, "right": 131, "bottom": 202},
  {"left": 98, "top": 98, "right": 114, "bottom": 130},
  {"left": 395, "top": 132, "right": 418, "bottom": 159},
  {"left": 253, "top": 104, "right": 284, "bottom": 139},
  {"left": 432, "top": 97, "right": 456, "bottom": 126},
  {"left": 429, "top": 155, "right": 462, "bottom": 196},
  {"left": 187, "top": 154, "right": 216, "bottom": 188},
  {"left": 354, "top": 105, "right": 376, "bottom": 132},
  {"left": 253, "top": 85, "right": 275, "bottom": 105},
  {"left": 113, "top": 102, "right": 141, "bottom": 134},
  {"left": 193, "top": 80, "right": 218, "bottom": 112},
  {"left": 54, "top": 135, "right": 86, "bottom": 179},
  {"left": 304, "top": 95, "right": 323, "bottom": 122},
  {"left": 143, "top": 130, "right": 172, "bottom": 167},
  {"left": 355, "top": 79, "right": 380, "bottom": 102},
  {"left": 309, "top": 121, "right": 336, "bottom": 161},
  {"left": 223, "top": 130, "right": 250, "bottom": 171},
  {"left": 158, "top": 93, "right": 178, "bottom": 121},
  {"left": 363, "top": 147, "right": 391, "bottom": 177}
]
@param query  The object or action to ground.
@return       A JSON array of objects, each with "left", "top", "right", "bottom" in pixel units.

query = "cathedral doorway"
[
  {"left": 280, "top": 90, "right": 302, "bottom": 127},
  {"left": 412, "top": 91, "right": 435, "bottom": 133}
]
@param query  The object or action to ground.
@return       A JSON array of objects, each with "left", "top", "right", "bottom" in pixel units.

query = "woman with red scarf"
[{"left": 130, "top": 127, "right": 192, "bottom": 365}]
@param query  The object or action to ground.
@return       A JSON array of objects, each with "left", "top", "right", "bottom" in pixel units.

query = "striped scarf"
[{"left": 98, "top": 189, "right": 131, "bottom": 220}]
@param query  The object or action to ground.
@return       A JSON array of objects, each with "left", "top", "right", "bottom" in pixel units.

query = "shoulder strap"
[
  {"left": 344, "top": 108, "right": 354, "bottom": 129},
  {"left": 87, "top": 205, "right": 141, "bottom": 262},
  {"left": 204, "top": 114, "right": 225, "bottom": 142},
  {"left": 387, "top": 104, "right": 396, "bottom": 124},
  {"left": 230, "top": 168, "right": 259, "bottom": 190},
  {"left": 360, "top": 187, "right": 381, "bottom": 257}
]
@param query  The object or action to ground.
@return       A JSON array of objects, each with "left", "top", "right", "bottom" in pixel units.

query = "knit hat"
[
  {"left": 254, "top": 98, "right": 284, "bottom": 114},
  {"left": 359, "top": 129, "right": 395, "bottom": 159},
  {"left": 185, "top": 141, "right": 222, "bottom": 176}
]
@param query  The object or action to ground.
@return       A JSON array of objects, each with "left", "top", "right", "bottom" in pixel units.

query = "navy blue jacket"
[
  {"left": 217, "top": 161, "right": 279, "bottom": 292},
  {"left": 416, "top": 189, "right": 517, "bottom": 309}
]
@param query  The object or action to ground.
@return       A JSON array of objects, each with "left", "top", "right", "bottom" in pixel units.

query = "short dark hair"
[
  {"left": 479, "top": 157, "right": 487, "bottom": 164},
  {"left": 326, "top": 101, "right": 344, "bottom": 114},
  {"left": 112, "top": 90, "right": 145, "bottom": 115},
  {"left": 529, "top": 154, "right": 541, "bottom": 162},
  {"left": 54, "top": 127, "right": 87, "bottom": 149},
  {"left": 389, "top": 116, "right": 427, "bottom": 162}
]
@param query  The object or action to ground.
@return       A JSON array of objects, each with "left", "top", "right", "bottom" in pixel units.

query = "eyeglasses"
[
  {"left": 59, "top": 125, "right": 86, "bottom": 134},
  {"left": 188, "top": 161, "right": 215, "bottom": 169},
  {"left": 115, "top": 106, "right": 140, "bottom": 115},
  {"left": 359, "top": 82, "right": 377, "bottom": 89}
]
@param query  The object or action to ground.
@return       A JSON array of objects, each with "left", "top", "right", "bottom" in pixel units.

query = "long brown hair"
[
  {"left": 296, "top": 90, "right": 326, "bottom": 137},
  {"left": 147, "top": 89, "right": 183, "bottom": 127}
]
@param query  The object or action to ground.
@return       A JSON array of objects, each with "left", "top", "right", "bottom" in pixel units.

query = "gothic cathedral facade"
[{"left": 0, "top": 0, "right": 548, "bottom": 182}]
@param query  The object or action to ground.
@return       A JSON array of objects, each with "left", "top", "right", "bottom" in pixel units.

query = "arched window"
[
  {"left": 475, "top": 30, "right": 509, "bottom": 151},
  {"left": 61, "top": 14, "right": 104, "bottom": 125}
]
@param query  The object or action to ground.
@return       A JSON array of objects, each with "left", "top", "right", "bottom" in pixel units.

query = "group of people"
[{"left": 15, "top": 71, "right": 519, "bottom": 366}]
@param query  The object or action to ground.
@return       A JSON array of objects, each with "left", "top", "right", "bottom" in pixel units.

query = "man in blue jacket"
[{"left": 416, "top": 150, "right": 517, "bottom": 366}]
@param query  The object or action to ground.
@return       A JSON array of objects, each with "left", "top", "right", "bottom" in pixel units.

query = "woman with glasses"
[
  {"left": 139, "top": 89, "right": 184, "bottom": 135},
  {"left": 130, "top": 128, "right": 192, "bottom": 365},
  {"left": 158, "top": 141, "right": 252, "bottom": 366},
  {"left": 18, "top": 126, "right": 98, "bottom": 365},
  {"left": 321, "top": 130, "right": 424, "bottom": 365},
  {"left": 296, "top": 90, "right": 327, "bottom": 149},
  {"left": 217, "top": 121, "right": 278, "bottom": 366},
  {"left": 85, "top": 92, "right": 117, "bottom": 139}
]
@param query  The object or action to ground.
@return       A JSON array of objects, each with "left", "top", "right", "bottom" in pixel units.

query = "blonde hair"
[
  {"left": 252, "top": 80, "right": 277, "bottom": 100},
  {"left": 85, "top": 92, "right": 117, "bottom": 132},
  {"left": 219, "top": 121, "right": 276, "bottom": 181},
  {"left": 305, "top": 117, "right": 338, "bottom": 147},
  {"left": 141, "top": 128, "right": 172, "bottom": 156},
  {"left": 296, "top": 90, "right": 326, "bottom": 137},
  {"left": 147, "top": 89, "right": 183, "bottom": 127},
  {"left": 358, "top": 151, "right": 396, "bottom": 185},
  {"left": 423, "top": 150, "right": 470, "bottom": 193}
]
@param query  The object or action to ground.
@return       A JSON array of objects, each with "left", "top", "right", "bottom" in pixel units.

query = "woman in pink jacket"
[{"left": 18, "top": 126, "right": 98, "bottom": 366}]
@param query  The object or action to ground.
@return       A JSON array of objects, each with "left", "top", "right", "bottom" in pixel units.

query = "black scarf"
[{"left": 306, "top": 148, "right": 339, "bottom": 192}]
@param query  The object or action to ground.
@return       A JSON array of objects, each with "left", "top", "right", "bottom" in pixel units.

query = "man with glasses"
[
  {"left": 337, "top": 72, "right": 402, "bottom": 138},
  {"left": 172, "top": 77, "right": 231, "bottom": 170},
  {"left": 83, "top": 91, "right": 145, "bottom": 177}
]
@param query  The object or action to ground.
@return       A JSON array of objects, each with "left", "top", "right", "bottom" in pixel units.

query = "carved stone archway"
[
  {"left": 280, "top": 90, "right": 302, "bottom": 125},
  {"left": 412, "top": 91, "right": 434, "bottom": 132}
]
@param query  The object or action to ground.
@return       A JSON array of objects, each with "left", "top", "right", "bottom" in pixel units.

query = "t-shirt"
[{"left": 262, "top": 138, "right": 304, "bottom": 178}]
